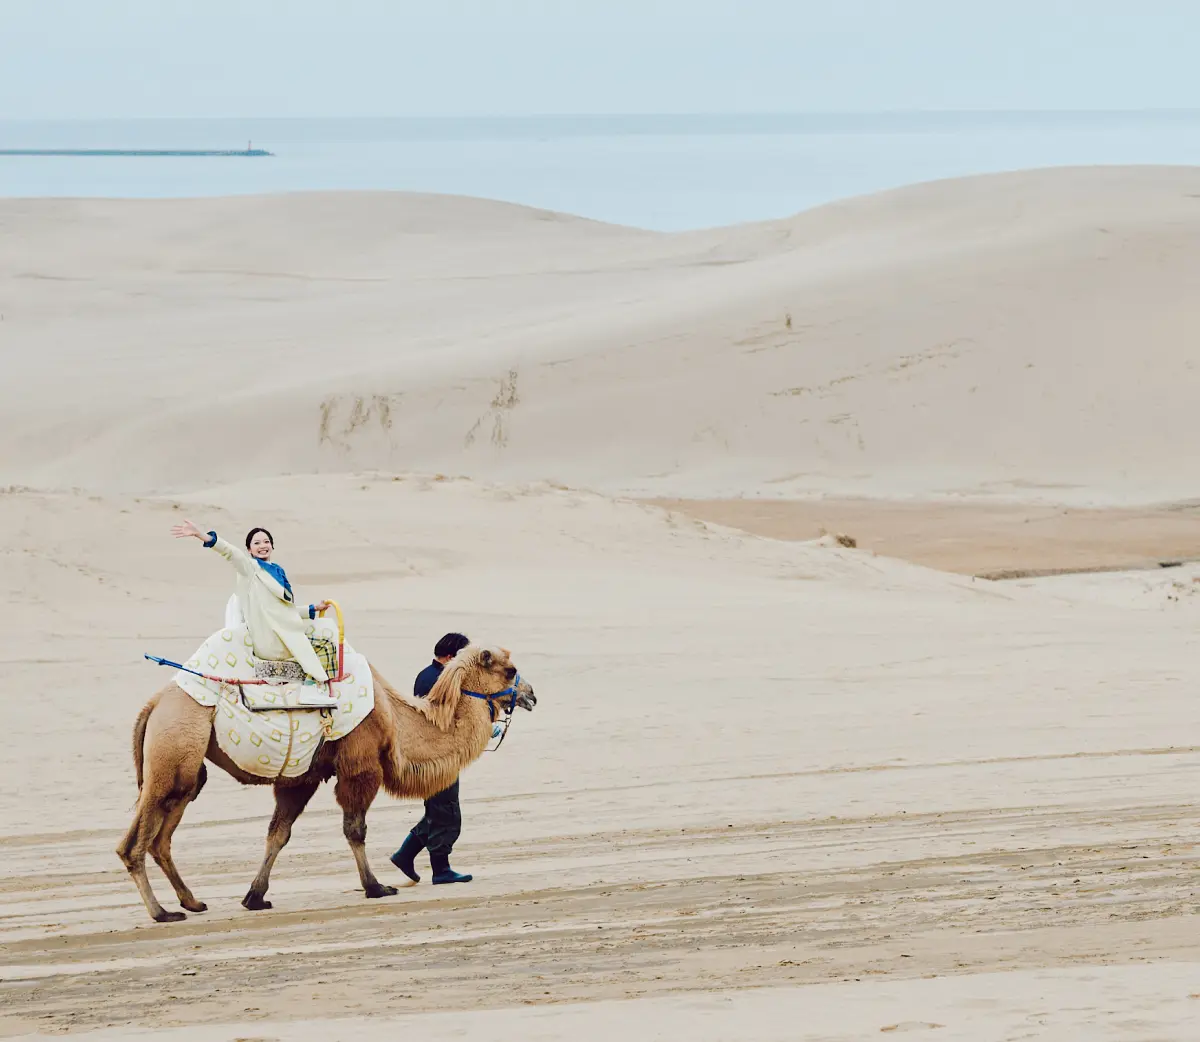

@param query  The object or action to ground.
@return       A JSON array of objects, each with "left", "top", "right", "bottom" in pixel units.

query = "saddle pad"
[
  {"left": 175, "top": 620, "right": 375, "bottom": 780},
  {"left": 213, "top": 700, "right": 333, "bottom": 780}
]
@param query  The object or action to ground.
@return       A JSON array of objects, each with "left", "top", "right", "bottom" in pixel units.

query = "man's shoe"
[
  {"left": 389, "top": 832, "right": 425, "bottom": 883},
  {"left": 430, "top": 851, "right": 473, "bottom": 884}
]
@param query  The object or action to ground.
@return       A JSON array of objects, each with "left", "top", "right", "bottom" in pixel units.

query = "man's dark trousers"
[
  {"left": 409, "top": 659, "right": 462, "bottom": 858},
  {"left": 409, "top": 779, "right": 461, "bottom": 856},
  {"left": 391, "top": 657, "right": 471, "bottom": 883}
]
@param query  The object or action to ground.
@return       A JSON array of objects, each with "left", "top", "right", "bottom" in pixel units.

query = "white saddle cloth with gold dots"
[{"left": 175, "top": 620, "right": 375, "bottom": 780}]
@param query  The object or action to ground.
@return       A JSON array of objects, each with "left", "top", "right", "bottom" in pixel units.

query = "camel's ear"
[
  {"left": 425, "top": 661, "right": 464, "bottom": 733},
  {"left": 480, "top": 649, "right": 492, "bottom": 668}
]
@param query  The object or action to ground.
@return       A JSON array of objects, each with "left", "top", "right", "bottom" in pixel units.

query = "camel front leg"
[
  {"left": 149, "top": 765, "right": 208, "bottom": 913},
  {"left": 243, "top": 778, "right": 320, "bottom": 911},
  {"left": 335, "top": 771, "right": 397, "bottom": 899}
]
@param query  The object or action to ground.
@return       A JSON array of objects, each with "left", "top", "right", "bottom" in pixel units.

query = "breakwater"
[{"left": 0, "top": 148, "right": 273, "bottom": 157}]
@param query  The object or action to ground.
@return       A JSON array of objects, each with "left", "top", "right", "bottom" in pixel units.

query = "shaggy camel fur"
[{"left": 116, "top": 645, "right": 535, "bottom": 923}]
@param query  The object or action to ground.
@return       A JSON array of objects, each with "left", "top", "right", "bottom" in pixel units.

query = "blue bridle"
[{"left": 462, "top": 673, "right": 522, "bottom": 722}]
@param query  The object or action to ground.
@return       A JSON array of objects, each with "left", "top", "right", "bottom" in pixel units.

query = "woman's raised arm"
[
  {"left": 172, "top": 519, "right": 256, "bottom": 578},
  {"left": 170, "top": 519, "right": 209, "bottom": 543}
]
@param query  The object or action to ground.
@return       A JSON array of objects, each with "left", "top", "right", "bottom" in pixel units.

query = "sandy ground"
[
  {"left": 3, "top": 478, "right": 1200, "bottom": 1040},
  {"left": 10, "top": 967, "right": 1200, "bottom": 1042},
  {"left": 3, "top": 169, "right": 1200, "bottom": 1039}
]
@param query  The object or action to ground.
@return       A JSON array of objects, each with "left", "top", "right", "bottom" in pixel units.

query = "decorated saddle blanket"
[{"left": 175, "top": 618, "right": 375, "bottom": 780}]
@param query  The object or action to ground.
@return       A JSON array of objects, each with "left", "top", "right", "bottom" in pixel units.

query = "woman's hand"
[
  {"left": 171, "top": 519, "right": 206, "bottom": 542},
  {"left": 313, "top": 599, "right": 332, "bottom": 615}
]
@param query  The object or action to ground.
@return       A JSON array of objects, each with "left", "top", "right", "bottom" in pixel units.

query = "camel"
[{"left": 116, "top": 645, "right": 535, "bottom": 923}]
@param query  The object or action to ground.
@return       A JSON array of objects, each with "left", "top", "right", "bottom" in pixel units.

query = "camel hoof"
[
  {"left": 366, "top": 883, "right": 398, "bottom": 899},
  {"left": 241, "top": 893, "right": 272, "bottom": 911},
  {"left": 182, "top": 899, "right": 207, "bottom": 913},
  {"left": 153, "top": 910, "right": 187, "bottom": 923}
]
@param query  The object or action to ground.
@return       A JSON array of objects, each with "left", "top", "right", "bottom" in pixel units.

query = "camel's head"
[
  {"left": 458, "top": 645, "right": 536, "bottom": 712},
  {"left": 424, "top": 645, "right": 535, "bottom": 732}
]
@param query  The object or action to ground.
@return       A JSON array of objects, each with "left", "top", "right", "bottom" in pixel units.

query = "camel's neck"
[{"left": 379, "top": 680, "right": 494, "bottom": 800}]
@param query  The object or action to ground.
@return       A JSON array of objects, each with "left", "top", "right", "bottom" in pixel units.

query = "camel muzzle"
[{"left": 511, "top": 673, "right": 536, "bottom": 711}]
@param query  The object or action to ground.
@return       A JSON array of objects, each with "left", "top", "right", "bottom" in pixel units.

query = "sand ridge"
[{"left": 3, "top": 166, "right": 1200, "bottom": 501}]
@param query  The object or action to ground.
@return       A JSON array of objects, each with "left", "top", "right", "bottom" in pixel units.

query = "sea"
[{"left": 2, "top": 112, "right": 1200, "bottom": 232}]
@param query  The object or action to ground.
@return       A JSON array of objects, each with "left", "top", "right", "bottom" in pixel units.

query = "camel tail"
[{"left": 132, "top": 700, "right": 155, "bottom": 792}]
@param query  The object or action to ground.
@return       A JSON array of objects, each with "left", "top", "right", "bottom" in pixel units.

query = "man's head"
[{"left": 434, "top": 632, "right": 470, "bottom": 664}]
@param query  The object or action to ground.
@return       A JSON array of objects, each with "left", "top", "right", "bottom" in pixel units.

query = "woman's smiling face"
[{"left": 248, "top": 531, "right": 273, "bottom": 561}]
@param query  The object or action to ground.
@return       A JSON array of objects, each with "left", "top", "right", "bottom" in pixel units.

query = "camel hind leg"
[
  {"left": 336, "top": 770, "right": 397, "bottom": 900},
  {"left": 149, "top": 764, "right": 208, "bottom": 913},
  {"left": 116, "top": 789, "right": 186, "bottom": 923},
  {"left": 116, "top": 687, "right": 211, "bottom": 923}
]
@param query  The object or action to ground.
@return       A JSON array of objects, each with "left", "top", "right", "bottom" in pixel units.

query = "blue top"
[
  {"left": 256, "top": 559, "right": 294, "bottom": 602},
  {"left": 414, "top": 660, "right": 444, "bottom": 698}
]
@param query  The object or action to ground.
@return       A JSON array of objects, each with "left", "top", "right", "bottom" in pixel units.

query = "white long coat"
[{"left": 208, "top": 535, "right": 328, "bottom": 682}]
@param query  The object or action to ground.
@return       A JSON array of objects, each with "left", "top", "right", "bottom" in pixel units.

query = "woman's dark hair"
[
  {"left": 245, "top": 527, "right": 274, "bottom": 551},
  {"left": 434, "top": 632, "right": 470, "bottom": 659}
]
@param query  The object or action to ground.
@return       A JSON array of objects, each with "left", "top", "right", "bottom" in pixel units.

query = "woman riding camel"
[{"left": 171, "top": 520, "right": 330, "bottom": 682}]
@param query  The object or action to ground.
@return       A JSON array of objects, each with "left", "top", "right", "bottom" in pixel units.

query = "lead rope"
[{"left": 485, "top": 688, "right": 519, "bottom": 753}]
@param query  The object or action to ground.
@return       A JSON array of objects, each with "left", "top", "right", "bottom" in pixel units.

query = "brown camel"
[{"left": 116, "top": 645, "right": 535, "bottom": 922}]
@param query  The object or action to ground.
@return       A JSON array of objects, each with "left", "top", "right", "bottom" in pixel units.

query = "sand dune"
[
  {"left": 3, "top": 167, "right": 1200, "bottom": 500},
  {"left": 4, "top": 170, "right": 1200, "bottom": 1040}
]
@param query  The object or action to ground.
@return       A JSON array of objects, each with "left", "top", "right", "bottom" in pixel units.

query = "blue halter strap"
[{"left": 461, "top": 674, "right": 521, "bottom": 721}]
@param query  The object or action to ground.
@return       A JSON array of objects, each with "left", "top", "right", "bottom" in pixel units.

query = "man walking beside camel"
[{"left": 391, "top": 632, "right": 475, "bottom": 885}]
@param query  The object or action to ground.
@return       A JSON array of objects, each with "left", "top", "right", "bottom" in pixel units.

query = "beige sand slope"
[
  {"left": 2, "top": 166, "right": 1200, "bottom": 501},
  {"left": 3, "top": 171, "right": 1200, "bottom": 1041}
]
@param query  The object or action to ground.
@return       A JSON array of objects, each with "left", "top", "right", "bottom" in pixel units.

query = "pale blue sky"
[{"left": 1, "top": 1, "right": 1198, "bottom": 118}]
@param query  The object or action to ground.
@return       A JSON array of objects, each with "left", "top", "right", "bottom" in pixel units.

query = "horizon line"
[{"left": 6, "top": 107, "right": 1200, "bottom": 122}]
